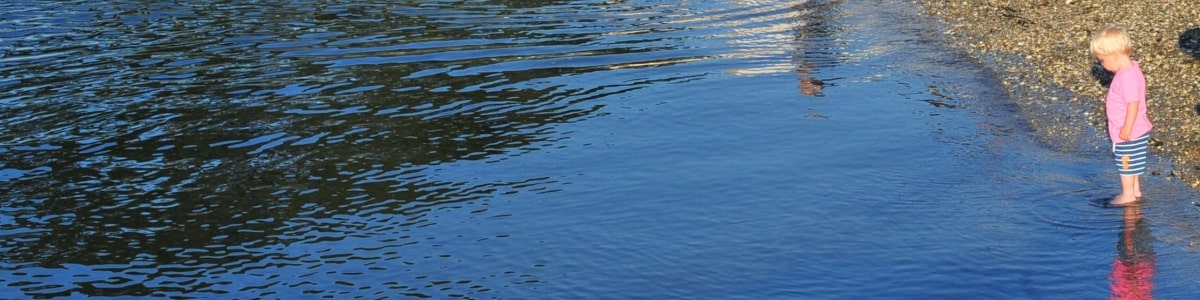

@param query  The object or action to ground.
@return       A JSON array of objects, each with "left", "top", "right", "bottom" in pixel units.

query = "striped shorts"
[{"left": 1113, "top": 134, "right": 1150, "bottom": 176}]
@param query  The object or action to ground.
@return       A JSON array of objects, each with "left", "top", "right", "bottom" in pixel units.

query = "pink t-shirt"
[{"left": 1106, "top": 60, "right": 1152, "bottom": 143}]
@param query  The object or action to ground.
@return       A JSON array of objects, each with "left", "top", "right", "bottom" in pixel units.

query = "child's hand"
[{"left": 1120, "top": 131, "right": 1131, "bottom": 141}]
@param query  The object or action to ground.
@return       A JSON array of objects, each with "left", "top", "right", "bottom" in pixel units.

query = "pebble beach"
[{"left": 917, "top": 1, "right": 1200, "bottom": 187}]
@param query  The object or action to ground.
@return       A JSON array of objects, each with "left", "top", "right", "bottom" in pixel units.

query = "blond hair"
[{"left": 1090, "top": 25, "right": 1133, "bottom": 56}]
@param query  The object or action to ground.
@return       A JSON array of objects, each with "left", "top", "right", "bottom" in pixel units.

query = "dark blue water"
[{"left": 2, "top": 0, "right": 1200, "bottom": 298}]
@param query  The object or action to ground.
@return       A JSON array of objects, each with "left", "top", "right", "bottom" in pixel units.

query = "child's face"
[{"left": 1095, "top": 53, "right": 1119, "bottom": 72}]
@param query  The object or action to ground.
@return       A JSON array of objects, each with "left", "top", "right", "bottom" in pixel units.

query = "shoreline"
[{"left": 914, "top": 1, "right": 1200, "bottom": 187}]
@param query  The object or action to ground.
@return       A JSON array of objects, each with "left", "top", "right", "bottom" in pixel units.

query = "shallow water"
[{"left": 2, "top": 0, "right": 1200, "bottom": 298}]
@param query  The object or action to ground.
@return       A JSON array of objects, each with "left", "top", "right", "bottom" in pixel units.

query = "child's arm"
[{"left": 1120, "top": 102, "right": 1138, "bottom": 141}]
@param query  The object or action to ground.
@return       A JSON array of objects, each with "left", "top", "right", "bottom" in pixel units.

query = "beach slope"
[{"left": 918, "top": 0, "right": 1200, "bottom": 187}]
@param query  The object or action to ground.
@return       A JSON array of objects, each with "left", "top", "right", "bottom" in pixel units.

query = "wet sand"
[{"left": 917, "top": 1, "right": 1200, "bottom": 187}]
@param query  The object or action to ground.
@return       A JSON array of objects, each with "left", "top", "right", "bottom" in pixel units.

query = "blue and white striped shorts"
[{"left": 1113, "top": 134, "right": 1150, "bottom": 176}]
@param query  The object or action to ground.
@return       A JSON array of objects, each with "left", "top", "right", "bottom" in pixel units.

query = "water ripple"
[{"left": 0, "top": 0, "right": 843, "bottom": 297}]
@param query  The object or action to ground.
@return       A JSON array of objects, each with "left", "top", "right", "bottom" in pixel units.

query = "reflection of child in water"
[
  {"left": 1110, "top": 203, "right": 1154, "bottom": 300},
  {"left": 795, "top": 61, "right": 824, "bottom": 96}
]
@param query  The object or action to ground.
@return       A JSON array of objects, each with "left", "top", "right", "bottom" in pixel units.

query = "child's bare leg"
[
  {"left": 1111, "top": 175, "right": 1139, "bottom": 205},
  {"left": 1133, "top": 175, "right": 1142, "bottom": 198}
]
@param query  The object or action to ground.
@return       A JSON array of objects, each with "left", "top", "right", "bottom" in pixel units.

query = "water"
[{"left": 2, "top": 0, "right": 1200, "bottom": 298}]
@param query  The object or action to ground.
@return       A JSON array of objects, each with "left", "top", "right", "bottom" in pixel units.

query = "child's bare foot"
[{"left": 1110, "top": 194, "right": 1139, "bottom": 206}]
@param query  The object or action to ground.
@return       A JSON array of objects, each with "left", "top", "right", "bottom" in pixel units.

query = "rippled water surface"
[{"left": 4, "top": 0, "right": 1200, "bottom": 298}]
